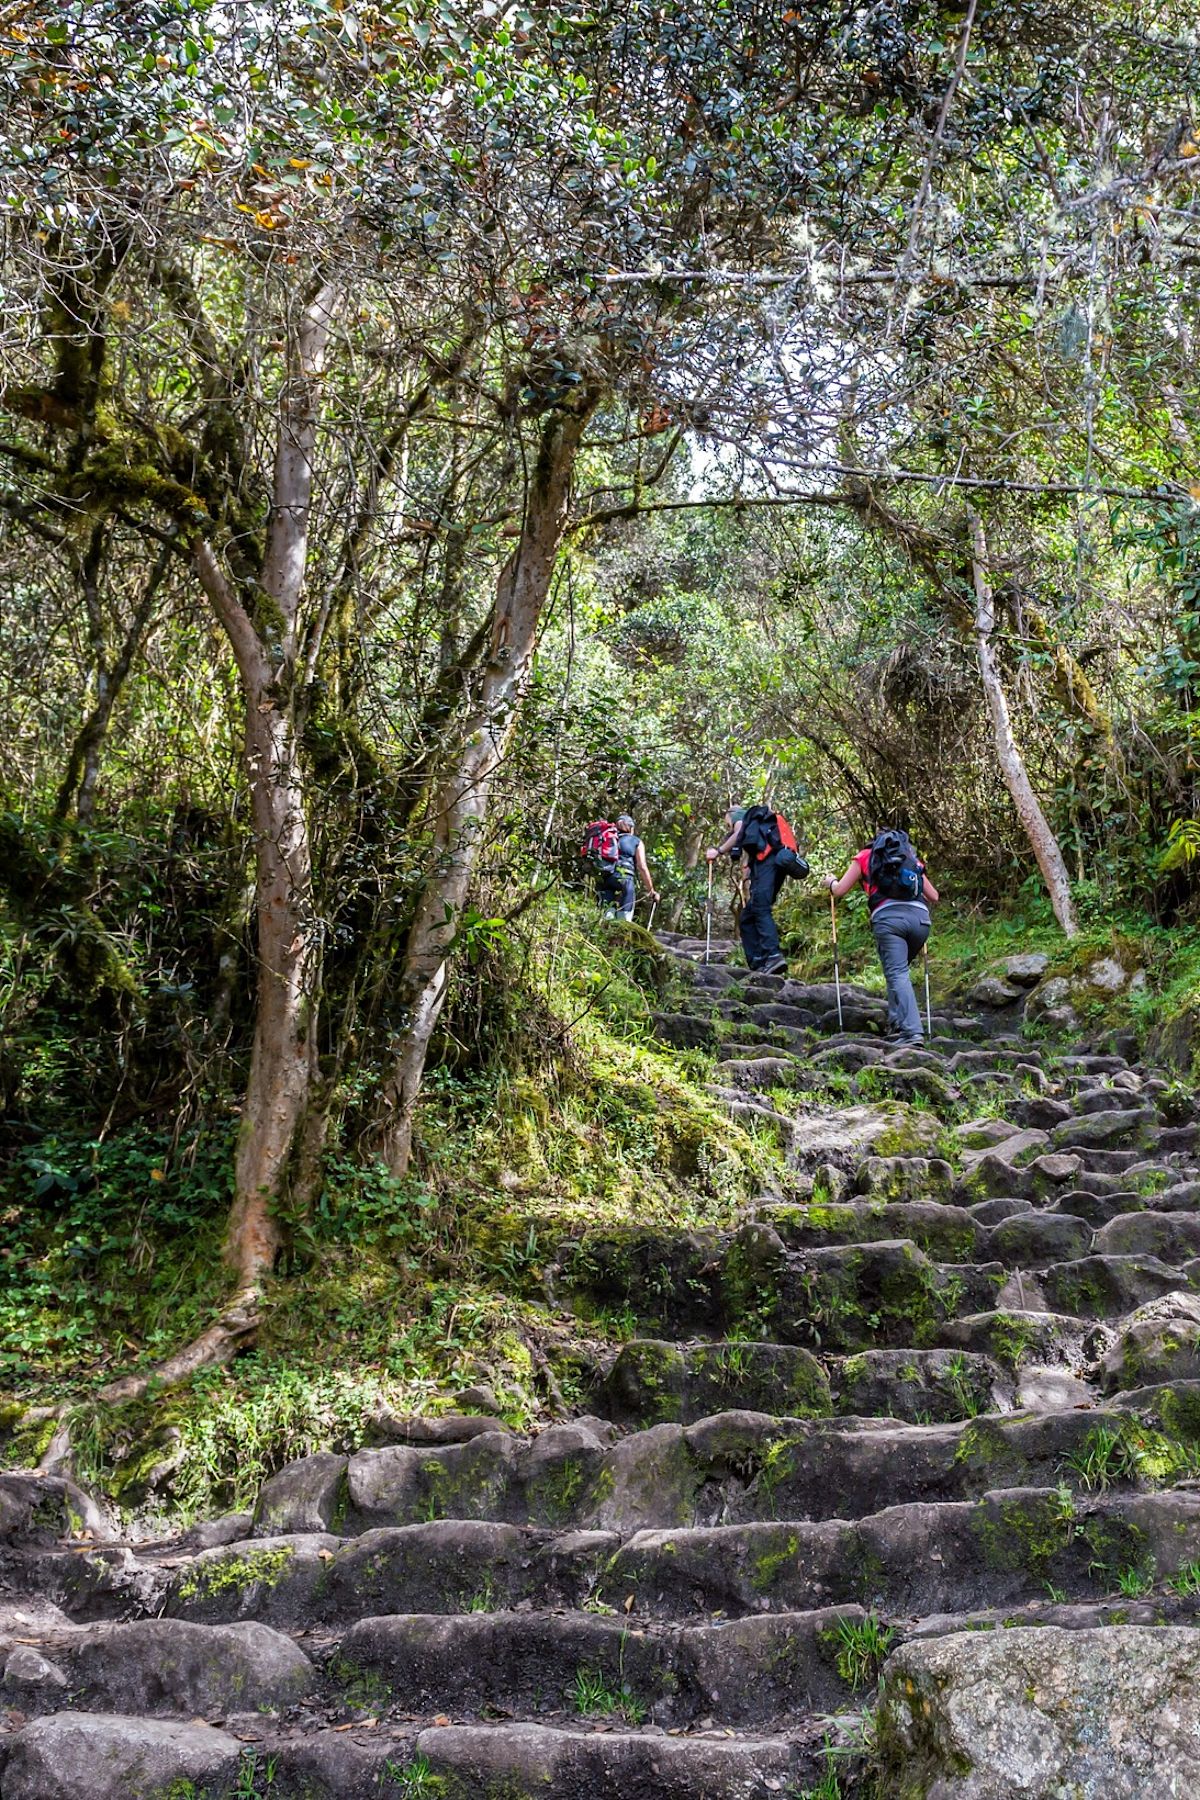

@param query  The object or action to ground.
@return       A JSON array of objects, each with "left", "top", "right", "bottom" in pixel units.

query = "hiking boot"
[{"left": 761, "top": 953, "right": 787, "bottom": 976}]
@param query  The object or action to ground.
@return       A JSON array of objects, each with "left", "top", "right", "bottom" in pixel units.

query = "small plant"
[
  {"left": 1167, "top": 1561, "right": 1200, "bottom": 1597},
  {"left": 233, "top": 1751, "right": 278, "bottom": 1797},
  {"left": 1062, "top": 1424, "right": 1146, "bottom": 1492},
  {"left": 825, "top": 1612, "right": 894, "bottom": 1692},
  {"left": 944, "top": 1351, "right": 985, "bottom": 1419},
  {"left": 991, "top": 1311, "right": 1035, "bottom": 1372},
  {"left": 795, "top": 1742, "right": 846, "bottom": 1800},
  {"left": 1114, "top": 1563, "right": 1155, "bottom": 1599},
  {"left": 570, "top": 1649, "right": 647, "bottom": 1725},
  {"left": 328, "top": 1654, "right": 392, "bottom": 1715},
  {"left": 384, "top": 1754, "right": 447, "bottom": 1796},
  {"left": 1043, "top": 1581, "right": 1067, "bottom": 1603}
]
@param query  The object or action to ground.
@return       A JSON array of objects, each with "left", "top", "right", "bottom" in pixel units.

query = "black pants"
[
  {"left": 739, "top": 856, "right": 784, "bottom": 967},
  {"left": 598, "top": 866, "right": 635, "bottom": 920}
]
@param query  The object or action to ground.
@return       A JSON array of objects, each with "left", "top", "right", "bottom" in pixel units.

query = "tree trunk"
[
  {"left": 191, "top": 279, "right": 339, "bottom": 1291},
  {"left": 378, "top": 396, "right": 598, "bottom": 1174},
  {"left": 54, "top": 542, "right": 171, "bottom": 826},
  {"left": 968, "top": 509, "right": 1078, "bottom": 937},
  {"left": 224, "top": 690, "right": 319, "bottom": 1288}
]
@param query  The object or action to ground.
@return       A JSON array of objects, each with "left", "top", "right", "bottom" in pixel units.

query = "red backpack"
[
  {"left": 741, "top": 806, "right": 798, "bottom": 862},
  {"left": 582, "top": 820, "right": 621, "bottom": 865}
]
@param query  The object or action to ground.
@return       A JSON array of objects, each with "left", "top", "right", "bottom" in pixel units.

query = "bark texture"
[
  {"left": 191, "top": 280, "right": 339, "bottom": 1290},
  {"left": 379, "top": 394, "right": 599, "bottom": 1173},
  {"left": 968, "top": 509, "right": 1078, "bottom": 937}
]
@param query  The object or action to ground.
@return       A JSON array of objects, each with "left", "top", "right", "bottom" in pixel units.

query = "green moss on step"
[
  {"left": 751, "top": 1532, "right": 800, "bottom": 1593},
  {"left": 953, "top": 1419, "right": 1031, "bottom": 1486},
  {"left": 175, "top": 1545, "right": 294, "bottom": 1602},
  {"left": 327, "top": 1653, "right": 393, "bottom": 1713},
  {"left": 973, "top": 1490, "right": 1076, "bottom": 1576}
]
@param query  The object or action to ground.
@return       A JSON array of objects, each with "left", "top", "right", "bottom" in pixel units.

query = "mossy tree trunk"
[
  {"left": 191, "top": 279, "right": 340, "bottom": 1292},
  {"left": 377, "top": 390, "right": 600, "bottom": 1175}
]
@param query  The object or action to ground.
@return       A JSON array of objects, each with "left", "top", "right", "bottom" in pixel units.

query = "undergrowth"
[{"left": 0, "top": 895, "right": 777, "bottom": 1524}]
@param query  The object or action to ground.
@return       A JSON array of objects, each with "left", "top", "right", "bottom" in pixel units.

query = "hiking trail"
[{"left": 3, "top": 932, "right": 1200, "bottom": 1797}]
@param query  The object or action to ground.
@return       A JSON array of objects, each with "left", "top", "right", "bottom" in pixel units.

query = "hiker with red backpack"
[
  {"left": 706, "top": 804, "right": 809, "bottom": 975},
  {"left": 582, "top": 813, "right": 659, "bottom": 923},
  {"left": 825, "top": 828, "right": 941, "bottom": 1045}
]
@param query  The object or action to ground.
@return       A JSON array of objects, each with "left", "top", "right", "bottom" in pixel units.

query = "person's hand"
[
  {"left": 705, "top": 847, "right": 719, "bottom": 863},
  {"left": 649, "top": 890, "right": 661, "bottom": 902},
  {"left": 824, "top": 875, "right": 837, "bottom": 892}
]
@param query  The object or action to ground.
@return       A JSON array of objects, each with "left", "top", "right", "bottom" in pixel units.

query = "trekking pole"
[
  {"left": 704, "top": 862, "right": 714, "bottom": 964},
  {"left": 830, "top": 889, "right": 844, "bottom": 1031},
  {"left": 923, "top": 941, "right": 933, "bottom": 1039},
  {"left": 647, "top": 897, "right": 658, "bottom": 933}
]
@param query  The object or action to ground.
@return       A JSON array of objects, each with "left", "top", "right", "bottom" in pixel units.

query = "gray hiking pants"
[{"left": 871, "top": 902, "right": 931, "bottom": 1042}]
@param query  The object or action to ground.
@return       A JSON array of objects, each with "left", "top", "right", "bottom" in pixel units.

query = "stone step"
[
  {"left": 0, "top": 1703, "right": 832, "bottom": 1798},
  {"left": 130, "top": 1396, "right": 1200, "bottom": 1543},
  {"left": 601, "top": 1486, "right": 1200, "bottom": 1620},
  {"left": 953, "top": 1152, "right": 1178, "bottom": 1206},
  {"left": 411, "top": 1720, "right": 826, "bottom": 1800},
  {"left": 155, "top": 1523, "right": 615, "bottom": 1628},
  {"left": 934, "top": 1307, "right": 1096, "bottom": 1366},
  {"left": 1021, "top": 1253, "right": 1195, "bottom": 1321},
  {"left": 904, "top": 1591, "right": 1200, "bottom": 1641},
  {"left": 0, "top": 1617, "right": 313, "bottom": 1718},
  {"left": 334, "top": 1604, "right": 868, "bottom": 1727},
  {"left": 552, "top": 1223, "right": 1003, "bottom": 1346},
  {"left": 338, "top": 1589, "right": 1200, "bottom": 1741},
  {"left": 0, "top": 1714, "right": 249, "bottom": 1800},
  {"left": 1045, "top": 1186, "right": 1200, "bottom": 1230},
  {"left": 1093, "top": 1211, "right": 1200, "bottom": 1261},
  {"left": 764, "top": 1199, "right": 1094, "bottom": 1267},
  {"left": 553, "top": 1217, "right": 1200, "bottom": 1349},
  {"left": 31, "top": 1472, "right": 1200, "bottom": 1640},
  {"left": 593, "top": 1339, "right": 999, "bottom": 1426}
]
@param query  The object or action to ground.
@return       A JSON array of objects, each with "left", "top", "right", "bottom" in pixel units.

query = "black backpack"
[
  {"left": 868, "top": 829, "right": 924, "bottom": 904},
  {"left": 738, "top": 807, "right": 810, "bottom": 880}
]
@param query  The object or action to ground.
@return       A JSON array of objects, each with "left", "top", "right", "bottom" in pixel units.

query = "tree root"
[
  {"left": 96, "top": 1287, "right": 262, "bottom": 1406},
  {"left": 27, "top": 1291, "right": 262, "bottom": 1496},
  {"left": 521, "top": 1329, "right": 566, "bottom": 1415}
]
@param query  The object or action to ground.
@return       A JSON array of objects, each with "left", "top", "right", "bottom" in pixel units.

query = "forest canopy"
[{"left": 2, "top": 0, "right": 1200, "bottom": 1397}]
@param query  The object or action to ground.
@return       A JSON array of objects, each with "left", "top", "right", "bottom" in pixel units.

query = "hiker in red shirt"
[{"left": 826, "top": 829, "right": 941, "bottom": 1045}]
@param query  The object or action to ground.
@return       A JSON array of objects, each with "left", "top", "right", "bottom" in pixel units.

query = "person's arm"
[
  {"left": 921, "top": 871, "right": 940, "bottom": 905},
  {"left": 634, "top": 841, "right": 658, "bottom": 899},
  {"left": 825, "top": 858, "right": 863, "bottom": 901},
  {"left": 706, "top": 822, "right": 744, "bottom": 862}
]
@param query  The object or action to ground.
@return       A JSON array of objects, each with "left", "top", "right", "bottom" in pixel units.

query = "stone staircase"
[{"left": 3, "top": 933, "right": 1200, "bottom": 1797}]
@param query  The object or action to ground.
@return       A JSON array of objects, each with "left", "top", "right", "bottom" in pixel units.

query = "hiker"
[
  {"left": 707, "top": 804, "right": 808, "bottom": 975},
  {"left": 584, "top": 813, "right": 659, "bottom": 922},
  {"left": 825, "top": 829, "right": 941, "bottom": 1045}
]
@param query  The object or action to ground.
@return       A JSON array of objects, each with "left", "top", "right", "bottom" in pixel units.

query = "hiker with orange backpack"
[{"left": 706, "top": 804, "right": 809, "bottom": 974}]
